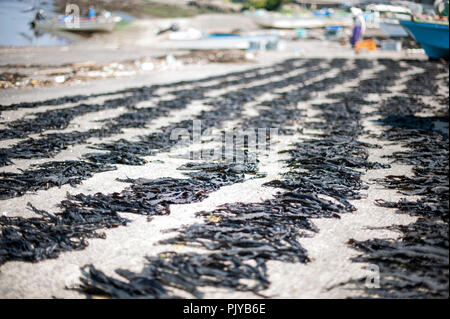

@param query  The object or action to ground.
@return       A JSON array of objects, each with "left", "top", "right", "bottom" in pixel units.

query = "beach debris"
[
  {"left": 0, "top": 49, "right": 262, "bottom": 90},
  {"left": 54, "top": 75, "right": 66, "bottom": 83},
  {"left": 380, "top": 40, "right": 402, "bottom": 52},
  {"left": 0, "top": 72, "right": 27, "bottom": 89},
  {"left": 140, "top": 62, "right": 155, "bottom": 71}
]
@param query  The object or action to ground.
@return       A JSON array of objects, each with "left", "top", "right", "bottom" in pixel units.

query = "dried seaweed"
[
  {"left": 0, "top": 99, "right": 136, "bottom": 141},
  {"left": 266, "top": 83, "right": 389, "bottom": 209},
  {"left": 178, "top": 162, "right": 258, "bottom": 188},
  {"left": 74, "top": 59, "right": 388, "bottom": 299},
  {"left": 0, "top": 59, "right": 315, "bottom": 166},
  {"left": 376, "top": 96, "right": 431, "bottom": 116},
  {"left": 76, "top": 189, "right": 327, "bottom": 298},
  {"left": 347, "top": 218, "right": 448, "bottom": 298},
  {"left": 402, "top": 61, "right": 447, "bottom": 97},
  {"left": 0, "top": 161, "right": 264, "bottom": 265},
  {"left": 0, "top": 161, "right": 115, "bottom": 200},
  {"left": 0, "top": 128, "right": 120, "bottom": 164},
  {"left": 356, "top": 59, "right": 408, "bottom": 94},
  {"left": 82, "top": 60, "right": 332, "bottom": 166},
  {"left": 0, "top": 203, "right": 128, "bottom": 265},
  {"left": 342, "top": 62, "right": 449, "bottom": 298},
  {"left": 3, "top": 57, "right": 446, "bottom": 299},
  {"left": 61, "top": 177, "right": 212, "bottom": 217}
]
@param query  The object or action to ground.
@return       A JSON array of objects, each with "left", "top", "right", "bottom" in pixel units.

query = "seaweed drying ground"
[
  {"left": 0, "top": 58, "right": 448, "bottom": 299},
  {"left": 0, "top": 57, "right": 325, "bottom": 263}
]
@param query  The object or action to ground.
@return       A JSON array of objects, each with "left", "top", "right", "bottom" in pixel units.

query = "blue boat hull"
[{"left": 400, "top": 20, "right": 449, "bottom": 58}]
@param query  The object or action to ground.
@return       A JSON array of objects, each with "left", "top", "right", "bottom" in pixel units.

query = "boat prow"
[{"left": 400, "top": 19, "right": 449, "bottom": 58}]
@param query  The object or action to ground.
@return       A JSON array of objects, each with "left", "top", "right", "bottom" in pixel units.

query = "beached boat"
[
  {"left": 248, "top": 8, "right": 353, "bottom": 29},
  {"left": 33, "top": 16, "right": 121, "bottom": 33},
  {"left": 252, "top": 14, "right": 326, "bottom": 29},
  {"left": 171, "top": 34, "right": 279, "bottom": 51},
  {"left": 400, "top": 19, "right": 449, "bottom": 58},
  {"left": 379, "top": 18, "right": 409, "bottom": 37}
]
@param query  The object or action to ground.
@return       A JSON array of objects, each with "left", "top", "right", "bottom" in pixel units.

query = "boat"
[
  {"left": 400, "top": 19, "right": 449, "bottom": 58},
  {"left": 379, "top": 18, "right": 409, "bottom": 37},
  {"left": 252, "top": 13, "right": 326, "bottom": 29},
  {"left": 171, "top": 33, "right": 279, "bottom": 51},
  {"left": 252, "top": 15, "right": 354, "bottom": 29},
  {"left": 366, "top": 4, "right": 412, "bottom": 16},
  {"left": 366, "top": 3, "right": 413, "bottom": 37},
  {"left": 248, "top": 8, "right": 354, "bottom": 29},
  {"left": 32, "top": 14, "right": 121, "bottom": 33}
]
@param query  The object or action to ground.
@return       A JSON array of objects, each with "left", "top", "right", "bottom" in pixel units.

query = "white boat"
[
  {"left": 33, "top": 16, "right": 121, "bottom": 32},
  {"left": 171, "top": 34, "right": 279, "bottom": 51},
  {"left": 252, "top": 14, "right": 327, "bottom": 29},
  {"left": 366, "top": 4, "right": 412, "bottom": 15},
  {"left": 249, "top": 9, "right": 353, "bottom": 29},
  {"left": 379, "top": 18, "right": 409, "bottom": 37}
]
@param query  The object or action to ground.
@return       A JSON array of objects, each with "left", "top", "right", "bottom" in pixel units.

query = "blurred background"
[{"left": 0, "top": 0, "right": 447, "bottom": 89}]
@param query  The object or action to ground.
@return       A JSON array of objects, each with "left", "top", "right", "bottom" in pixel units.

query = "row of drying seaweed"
[
  {"left": 0, "top": 59, "right": 296, "bottom": 114},
  {"left": 349, "top": 117, "right": 449, "bottom": 298},
  {"left": 342, "top": 59, "right": 449, "bottom": 298},
  {"left": 85, "top": 62, "right": 329, "bottom": 164}
]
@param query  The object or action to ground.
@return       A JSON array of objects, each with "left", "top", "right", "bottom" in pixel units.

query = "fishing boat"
[
  {"left": 32, "top": 14, "right": 121, "bottom": 33},
  {"left": 249, "top": 9, "right": 353, "bottom": 30},
  {"left": 171, "top": 33, "right": 279, "bottom": 51},
  {"left": 400, "top": 19, "right": 449, "bottom": 58},
  {"left": 366, "top": 3, "right": 413, "bottom": 37},
  {"left": 252, "top": 13, "right": 326, "bottom": 29}
]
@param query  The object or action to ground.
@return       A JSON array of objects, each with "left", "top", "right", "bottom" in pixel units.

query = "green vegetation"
[
  {"left": 114, "top": 20, "right": 132, "bottom": 31},
  {"left": 233, "top": 0, "right": 292, "bottom": 11},
  {"left": 141, "top": 1, "right": 215, "bottom": 18}
]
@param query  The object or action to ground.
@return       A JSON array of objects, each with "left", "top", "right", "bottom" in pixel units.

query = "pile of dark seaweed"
[
  {"left": 0, "top": 202, "right": 127, "bottom": 265},
  {"left": 0, "top": 161, "right": 115, "bottom": 200}
]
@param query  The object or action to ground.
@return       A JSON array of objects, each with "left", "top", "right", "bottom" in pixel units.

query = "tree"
[{"left": 240, "top": 0, "right": 292, "bottom": 11}]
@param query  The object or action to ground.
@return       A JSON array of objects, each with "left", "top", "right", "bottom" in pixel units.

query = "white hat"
[{"left": 351, "top": 7, "right": 363, "bottom": 16}]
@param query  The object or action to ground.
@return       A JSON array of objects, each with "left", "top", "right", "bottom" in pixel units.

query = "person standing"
[
  {"left": 88, "top": 6, "right": 96, "bottom": 19},
  {"left": 350, "top": 7, "right": 366, "bottom": 48}
]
